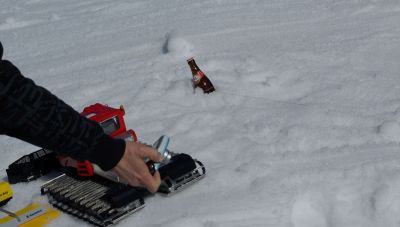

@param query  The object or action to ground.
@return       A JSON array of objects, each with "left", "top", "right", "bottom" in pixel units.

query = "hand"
[{"left": 113, "top": 141, "right": 162, "bottom": 193}]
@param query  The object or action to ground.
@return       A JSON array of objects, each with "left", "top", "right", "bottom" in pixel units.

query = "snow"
[{"left": 1, "top": 0, "right": 400, "bottom": 226}]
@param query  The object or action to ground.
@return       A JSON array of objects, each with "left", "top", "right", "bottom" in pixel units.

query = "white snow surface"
[{"left": 1, "top": 0, "right": 400, "bottom": 226}]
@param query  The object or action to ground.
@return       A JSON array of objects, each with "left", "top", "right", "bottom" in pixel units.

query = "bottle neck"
[{"left": 187, "top": 59, "right": 200, "bottom": 74}]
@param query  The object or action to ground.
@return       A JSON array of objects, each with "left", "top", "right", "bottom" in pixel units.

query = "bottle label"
[{"left": 193, "top": 71, "right": 204, "bottom": 84}]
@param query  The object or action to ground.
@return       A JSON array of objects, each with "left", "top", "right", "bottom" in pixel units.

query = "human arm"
[
  {"left": 0, "top": 42, "right": 161, "bottom": 191},
  {"left": 0, "top": 57, "right": 123, "bottom": 170}
]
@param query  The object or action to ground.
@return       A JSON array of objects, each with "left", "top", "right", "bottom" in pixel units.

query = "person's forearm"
[{"left": 0, "top": 58, "right": 124, "bottom": 170}]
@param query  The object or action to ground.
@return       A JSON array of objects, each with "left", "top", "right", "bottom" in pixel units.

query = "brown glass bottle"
[{"left": 187, "top": 58, "right": 215, "bottom": 94}]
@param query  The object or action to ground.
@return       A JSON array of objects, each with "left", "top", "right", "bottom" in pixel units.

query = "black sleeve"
[
  {"left": 0, "top": 42, "right": 3, "bottom": 60},
  {"left": 0, "top": 43, "right": 125, "bottom": 171}
]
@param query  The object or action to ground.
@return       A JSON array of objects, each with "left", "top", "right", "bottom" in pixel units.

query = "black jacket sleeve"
[{"left": 0, "top": 42, "right": 125, "bottom": 171}]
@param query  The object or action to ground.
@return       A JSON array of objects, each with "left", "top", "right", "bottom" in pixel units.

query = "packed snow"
[{"left": 1, "top": 0, "right": 400, "bottom": 226}]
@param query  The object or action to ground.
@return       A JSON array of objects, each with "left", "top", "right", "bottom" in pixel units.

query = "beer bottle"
[{"left": 187, "top": 57, "right": 215, "bottom": 94}]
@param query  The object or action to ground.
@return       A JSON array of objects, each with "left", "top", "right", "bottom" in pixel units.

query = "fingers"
[
  {"left": 138, "top": 145, "right": 163, "bottom": 162},
  {"left": 132, "top": 158, "right": 161, "bottom": 192},
  {"left": 114, "top": 141, "right": 162, "bottom": 193},
  {"left": 115, "top": 161, "right": 160, "bottom": 192},
  {"left": 139, "top": 171, "right": 161, "bottom": 193},
  {"left": 126, "top": 171, "right": 160, "bottom": 193}
]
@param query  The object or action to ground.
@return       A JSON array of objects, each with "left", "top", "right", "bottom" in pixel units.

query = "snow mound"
[
  {"left": 377, "top": 121, "right": 400, "bottom": 143},
  {"left": 291, "top": 191, "right": 330, "bottom": 227},
  {"left": 162, "top": 31, "right": 194, "bottom": 60}
]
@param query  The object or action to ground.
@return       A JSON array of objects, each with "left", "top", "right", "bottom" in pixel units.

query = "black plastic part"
[
  {"left": 159, "top": 153, "right": 197, "bottom": 180},
  {"left": 146, "top": 161, "right": 156, "bottom": 175},
  {"left": 6, "top": 149, "right": 60, "bottom": 184},
  {"left": 102, "top": 185, "right": 149, "bottom": 208},
  {"left": 0, "top": 197, "right": 12, "bottom": 207}
]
